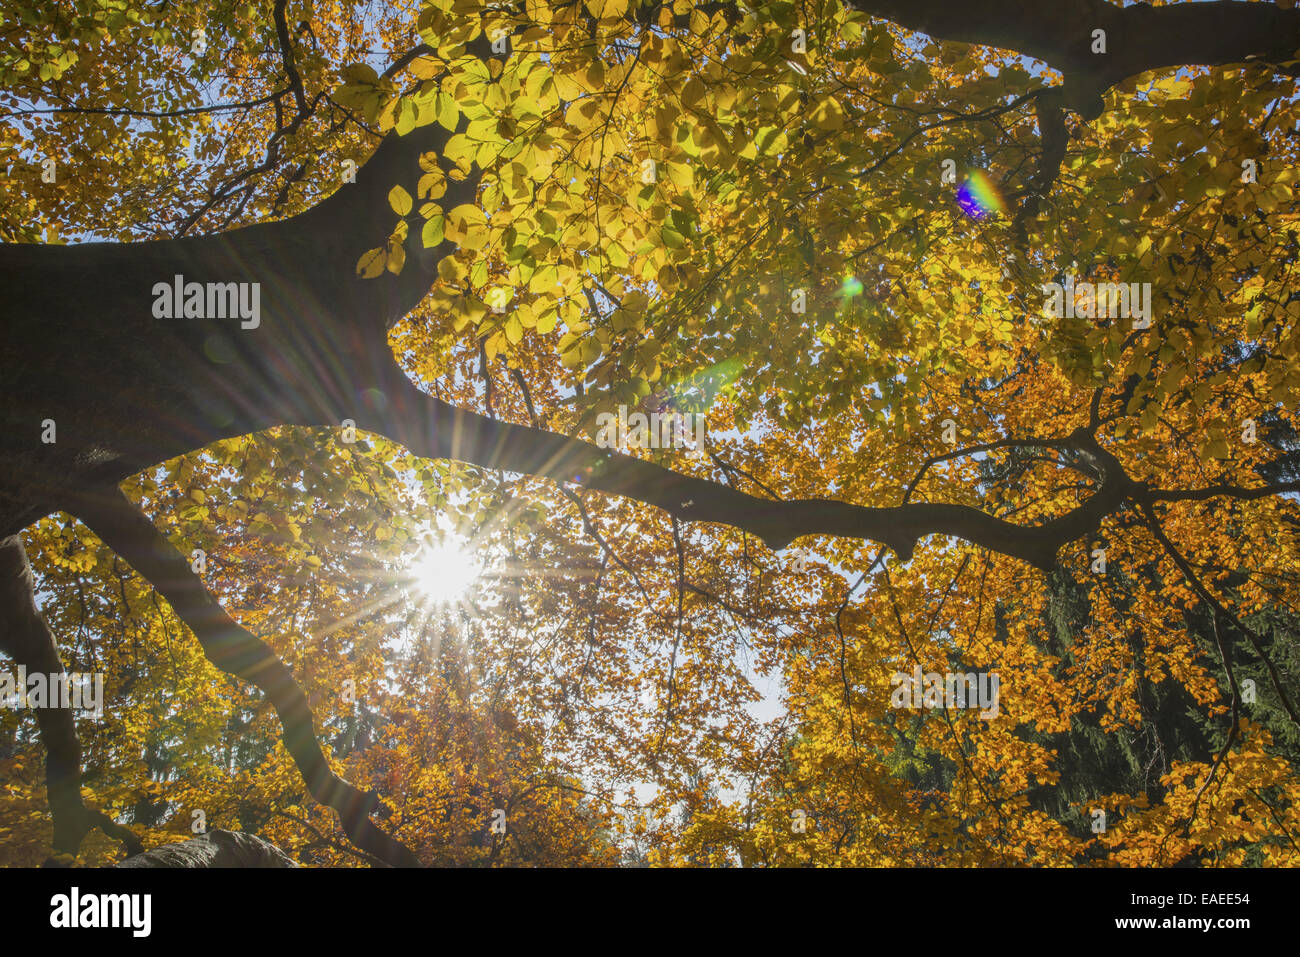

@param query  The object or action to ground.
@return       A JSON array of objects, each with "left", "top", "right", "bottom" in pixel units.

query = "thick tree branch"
[
  {"left": 67, "top": 488, "right": 421, "bottom": 867},
  {"left": 849, "top": 0, "right": 1300, "bottom": 232},
  {"left": 844, "top": 0, "right": 1300, "bottom": 96},
  {"left": 1, "top": 0, "right": 1293, "bottom": 870},
  {"left": 0, "top": 63, "right": 479, "bottom": 537},
  {"left": 0, "top": 534, "right": 144, "bottom": 863},
  {"left": 363, "top": 375, "right": 1133, "bottom": 570},
  {"left": 1147, "top": 480, "right": 1300, "bottom": 503},
  {"left": 5, "top": 5, "right": 1295, "bottom": 534},
  {"left": 1012, "top": 88, "right": 1069, "bottom": 240}
]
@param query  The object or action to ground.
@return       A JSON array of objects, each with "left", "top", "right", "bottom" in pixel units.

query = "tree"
[{"left": 2, "top": 0, "right": 1299, "bottom": 866}]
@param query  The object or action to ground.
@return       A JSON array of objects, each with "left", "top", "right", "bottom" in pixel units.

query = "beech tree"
[{"left": 2, "top": 0, "right": 1300, "bottom": 867}]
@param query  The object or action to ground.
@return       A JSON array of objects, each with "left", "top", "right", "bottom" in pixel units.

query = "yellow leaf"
[
  {"left": 409, "top": 56, "right": 440, "bottom": 80},
  {"left": 389, "top": 185, "right": 413, "bottom": 216},
  {"left": 386, "top": 240, "right": 406, "bottom": 274},
  {"left": 418, "top": 167, "right": 447, "bottom": 199},
  {"left": 811, "top": 95, "right": 844, "bottom": 130},
  {"left": 357, "top": 247, "right": 387, "bottom": 279},
  {"left": 439, "top": 256, "right": 467, "bottom": 283},
  {"left": 585, "top": 0, "right": 628, "bottom": 18},
  {"left": 446, "top": 204, "right": 489, "bottom": 250},
  {"left": 681, "top": 76, "right": 705, "bottom": 110}
]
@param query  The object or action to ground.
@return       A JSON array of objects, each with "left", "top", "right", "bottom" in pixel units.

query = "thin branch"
[
  {"left": 273, "top": 0, "right": 308, "bottom": 115},
  {"left": 1140, "top": 500, "right": 1299, "bottom": 730},
  {"left": 6, "top": 91, "right": 284, "bottom": 120}
]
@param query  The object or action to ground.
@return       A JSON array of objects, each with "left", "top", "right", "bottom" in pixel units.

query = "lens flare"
[
  {"left": 956, "top": 170, "right": 1006, "bottom": 219},
  {"left": 407, "top": 539, "right": 480, "bottom": 604}
]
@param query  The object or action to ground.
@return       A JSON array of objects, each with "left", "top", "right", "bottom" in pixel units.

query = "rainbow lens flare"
[
  {"left": 957, "top": 171, "right": 1006, "bottom": 219},
  {"left": 838, "top": 275, "right": 864, "bottom": 300}
]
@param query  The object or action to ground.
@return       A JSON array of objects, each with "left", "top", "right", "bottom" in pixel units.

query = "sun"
[{"left": 407, "top": 539, "right": 480, "bottom": 604}]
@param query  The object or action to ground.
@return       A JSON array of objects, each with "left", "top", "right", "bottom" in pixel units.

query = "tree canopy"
[{"left": 2, "top": 0, "right": 1300, "bottom": 867}]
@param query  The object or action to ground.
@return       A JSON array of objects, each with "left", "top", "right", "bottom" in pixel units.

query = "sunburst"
[{"left": 406, "top": 537, "right": 481, "bottom": 604}]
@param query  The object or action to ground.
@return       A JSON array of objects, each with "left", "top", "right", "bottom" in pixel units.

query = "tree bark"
[
  {"left": 115, "top": 829, "right": 298, "bottom": 868},
  {"left": 846, "top": 1, "right": 1300, "bottom": 98},
  {"left": 0, "top": 114, "right": 476, "bottom": 540},
  {"left": 71, "top": 487, "right": 420, "bottom": 867},
  {"left": 0, "top": 534, "right": 143, "bottom": 863}
]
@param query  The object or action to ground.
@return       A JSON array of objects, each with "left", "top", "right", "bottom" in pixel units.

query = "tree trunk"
[{"left": 115, "top": 830, "right": 298, "bottom": 868}]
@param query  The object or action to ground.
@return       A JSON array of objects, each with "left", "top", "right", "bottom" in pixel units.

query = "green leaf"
[
  {"left": 395, "top": 98, "right": 418, "bottom": 136},
  {"left": 436, "top": 91, "right": 459, "bottom": 131},
  {"left": 421, "top": 213, "right": 446, "bottom": 248}
]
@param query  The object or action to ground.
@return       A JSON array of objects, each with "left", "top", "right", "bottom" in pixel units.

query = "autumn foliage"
[{"left": 2, "top": 0, "right": 1300, "bottom": 867}]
